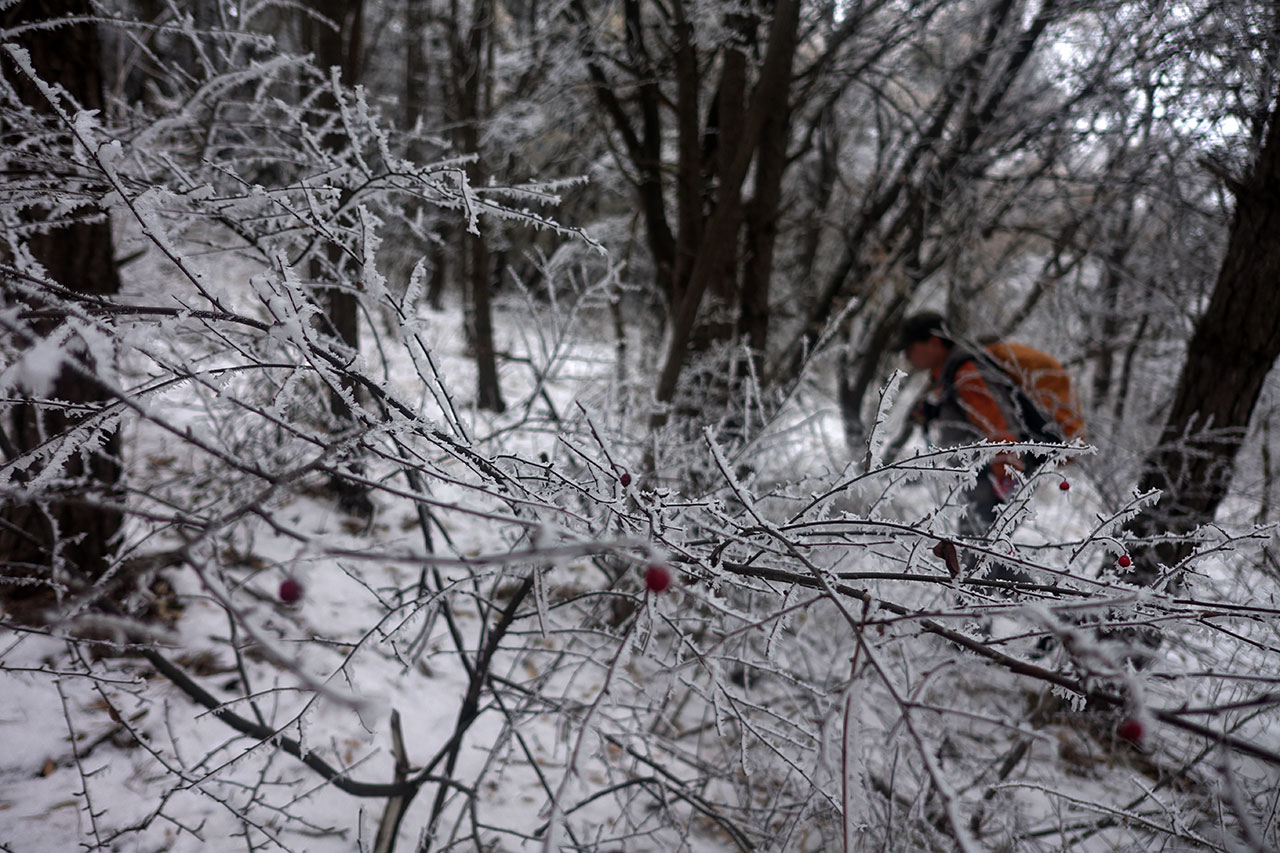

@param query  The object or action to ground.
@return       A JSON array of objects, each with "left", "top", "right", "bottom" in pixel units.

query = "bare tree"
[
  {"left": 403, "top": 0, "right": 453, "bottom": 312},
  {"left": 301, "top": 0, "right": 379, "bottom": 513},
  {"left": 1124, "top": 90, "right": 1280, "bottom": 586},
  {"left": 564, "top": 0, "right": 803, "bottom": 453},
  {"left": 442, "top": 0, "right": 506, "bottom": 412}
]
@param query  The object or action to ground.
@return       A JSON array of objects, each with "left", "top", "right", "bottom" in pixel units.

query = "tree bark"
[
  {"left": 305, "top": 0, "right": 375, "bottom": 513},
  {"left": 742, "top": 93, "right": 790, "bottom": 362},
  {"left": 672, "top": 0, "right": 704, "bottom": 312},
  {"left": 405, "top": 0, "right": 451, "bottom": 314},
  {"left": 0, "top": 0, "right": 124, "bottom": 611},
  {"left": 1124, "top": 94, "right": 1280, "bottom": 585},
  {"left": 306, "top": 0, "right": 365, "bottom": 389},
  {"left": 404, "top": 0, "right": 430, "bottom": 145},
  {"left": 650, "top": 0, "right": 801, "bottom": 428},
  {"left": 449, "top": 0, "right": 505, "bottom": 412}
]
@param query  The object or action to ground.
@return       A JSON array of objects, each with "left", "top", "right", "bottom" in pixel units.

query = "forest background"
[{"left": 2, "top": 0, "right": 1280, "bottom": 850}]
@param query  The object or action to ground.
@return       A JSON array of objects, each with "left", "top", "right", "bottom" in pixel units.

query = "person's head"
[{"left": 897, "top": 311, "right": 952, "bottom": 372}]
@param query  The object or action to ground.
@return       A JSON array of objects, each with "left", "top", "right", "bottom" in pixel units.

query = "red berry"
[
  {"left": 1118, "top": 718, "right": 1144, "bottom": 745},
  {"left": 619, "top": 472, "right": 632, "bottom": 487},
  {"left": 644, "top": 565, "right": 671, "bottom": 593},
  {"left": 1117, "top": 554, "right": 1132, "bottom": 568},
  {"left": 1058, "top": 480, "right": 1071, "bottom": 491},
  {"left": 279, "top": 578, "right": 304, "bottom": 603}
]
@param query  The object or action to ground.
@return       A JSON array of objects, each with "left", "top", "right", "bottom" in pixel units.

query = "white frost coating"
[
  {"left": 842, "top": 687, "right": 869, "bottom": 848},
  {"left": 866, "top": 369, "right": 905, "bottom": 471},
  {"left": 357, "top": 206, "right": 389, "bottom": 305},
  {"left": 3, "top": 45, "right": 65, "bottom": 117},
  {"left": 3, "top": 334, "right": 65, "bottom": 396},
  {"left": 123, "top": 185, "right": 182, "bottom": 261},
  {"left": 98, "top": 137, "right": 124, "bottom": 168},
  {"left": 253, "top": 266, "right": 311, "bottom": 347},
  {"left": 72, "top": 321, "right": 118, "bottom": 387},
  {"left": 400, "top": 259, "right": 427, "bottom": 324},
  {"left": 70, "top": 109, "right": 101, "bottom": 165}
]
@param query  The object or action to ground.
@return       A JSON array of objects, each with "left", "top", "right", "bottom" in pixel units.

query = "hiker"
[{"left": 897, "top": 311, "right": 1081, "bottom": 542}]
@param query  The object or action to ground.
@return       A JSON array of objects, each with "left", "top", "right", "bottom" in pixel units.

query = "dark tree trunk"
[
  {"left": 404, "top": 0, "right": 430, "bottom": 144},
  {"left": 449, "top": 0, "right": 505, "bottom": 412},
  {"left": 467, "top": 228, "right": 504, "bottom": 412},
  {"left": 0, "top": 0, "right": 124, "bottom": 611},
  {"left": 305, "top": 0, "right": 373, "bottom": 514},
  {"left": 1124, "top": 96, "right": 1280, "bottom": 585},
  {"left": 672, "top": 1, "right": 704, "bottom": 312},
  {"left": 306, "top": 0, "right": 365, "bottom": 381},
  {"left": 742, "top": 100, "right": 790, "bottom": 362},
  {"left": 793, "top": 106, "right": 840, "bottom": 295},
  {"left": 1089, "top": 228, "right": 1134, "bottom": 413},
  {"left": 406, "top": 0, "right": 453, "bottom": 314},
  {"left": 621, "top": 0, "right": 677, "bottom": 308}
]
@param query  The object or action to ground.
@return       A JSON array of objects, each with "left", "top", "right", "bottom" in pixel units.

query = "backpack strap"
[{"left": 938, "top": 348, "right": 1062, "bottom": 443}]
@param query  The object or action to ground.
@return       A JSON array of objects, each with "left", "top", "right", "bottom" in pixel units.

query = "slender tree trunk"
[
  {"left": 675, "top": 6, "right": 747, "bottom": 441},
  {"left": 404, "top": 0, "right": 430, "bottom": 146},
  {"left": 1124, "top": 95, "right": 1280, "bottom": 585},
  {"left": 450, "top": 0, "right": 504, "bottom": 412},
  {"left": 742, "top": 99, "right": 790, "bottom": 362},
  {"left": 1093, "top": 86, "right": 1158, "bottom": 414},
  {"left": 307, "top": 0, "right": 365, "bottom": 381},
  {"left": 672, "top": 0, "right": 703, "bottom": 311},
  {"left": 405, "top": 0, "right": 451, "bottom": 313},
  {"left": 710, "top": 6, "right": 748, "bottom": 348},
  {"left": 794, "top": 106, "right": 840, "bottom": 290},
  {"left": 619, "top": 0, "right": 677, "bottom": 308},
  {"left": 1089, "top": 237, "right": 1132, "bottom": 411},
  {"left": 732, "top": 16, "right": 792, "bottom": 448},
  {"left": 466, "top": 229, "right": 504, "bottom": 412},
  {"left": 305, "top": 0, "right": 373, "bottom": 513},
  {"left": 0, "top": 0, "right": 124, "bottom": 613}
]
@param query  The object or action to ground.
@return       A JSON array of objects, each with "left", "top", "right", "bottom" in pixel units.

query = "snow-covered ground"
[{"left": 3, "top": 237, "right": 1279, "bottom": 852}]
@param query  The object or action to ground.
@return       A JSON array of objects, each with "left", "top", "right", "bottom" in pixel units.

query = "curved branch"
[{"left": 140, "top": 648, "right": 464, "bottom": 799}]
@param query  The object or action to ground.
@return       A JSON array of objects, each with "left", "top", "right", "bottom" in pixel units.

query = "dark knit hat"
[{"left": 896, "top": 311, "right": 951, "bottom": 350}]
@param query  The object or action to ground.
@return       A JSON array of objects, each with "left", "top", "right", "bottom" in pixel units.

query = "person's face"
[{"left": 904, "top": 336, "right": 945, "bottom": 372}]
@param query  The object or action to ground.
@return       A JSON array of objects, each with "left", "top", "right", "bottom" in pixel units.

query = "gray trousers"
[
  {"left": 959, "top": 467, "right": 1031, "bottom": 587},
  {"left": 958, "top": 468, "right": 1003, "bottom": 541}
]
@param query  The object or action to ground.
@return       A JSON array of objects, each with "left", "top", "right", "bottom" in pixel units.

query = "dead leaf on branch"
[{"left": 933, "top": 540, "right": 962, "bottom": 578}]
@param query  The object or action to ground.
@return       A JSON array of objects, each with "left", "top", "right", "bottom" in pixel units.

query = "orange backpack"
[{"left": 983, "top": 341, "right": 1086, "bottom": 441}]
